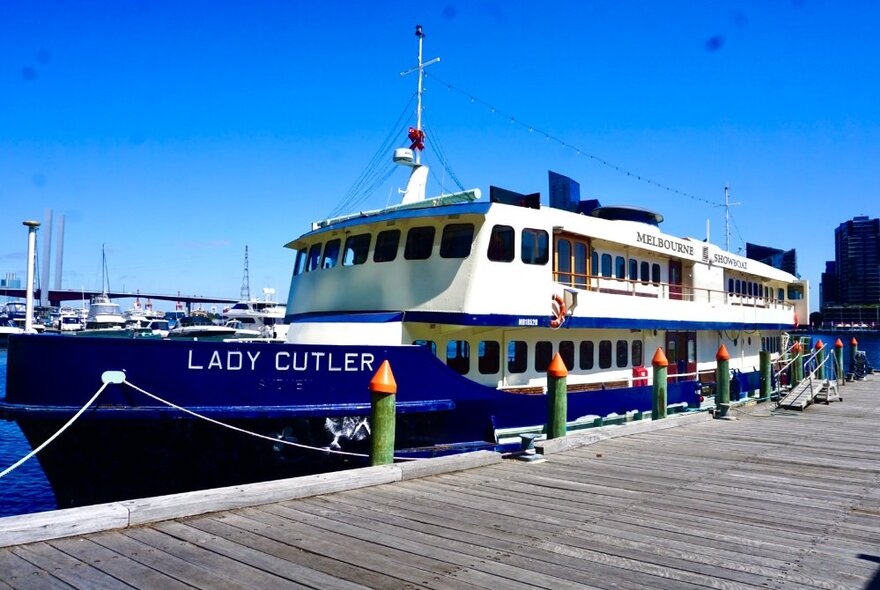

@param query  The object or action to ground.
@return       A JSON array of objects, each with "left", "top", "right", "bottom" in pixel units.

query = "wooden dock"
[{"left": 1, "top": 379, "right": 879, "bottom": 589}]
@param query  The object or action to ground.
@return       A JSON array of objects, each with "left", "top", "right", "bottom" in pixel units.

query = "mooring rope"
[
  {"left": 121, "top": 379, "right": 423, "bottom": 461},
  {"left": 0, "top": 382, "right": 110, "bottom": 480}
]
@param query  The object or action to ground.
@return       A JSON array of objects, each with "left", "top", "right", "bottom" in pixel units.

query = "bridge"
[{"left": 0, "top": 288, "right": 239, "bottom": 310}]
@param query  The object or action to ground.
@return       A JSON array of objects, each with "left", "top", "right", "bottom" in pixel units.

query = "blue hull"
[{"left": 1, "top": 334, "right": 700, "bottom": 506}]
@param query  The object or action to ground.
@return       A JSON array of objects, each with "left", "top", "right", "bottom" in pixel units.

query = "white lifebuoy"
[{"left": 550, "top": 293, "right": 567, "bottom": 328}]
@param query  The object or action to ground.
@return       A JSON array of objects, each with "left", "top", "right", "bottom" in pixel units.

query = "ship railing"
[{"left": 557, "top": 274, "right": 795, "bottom": 312}]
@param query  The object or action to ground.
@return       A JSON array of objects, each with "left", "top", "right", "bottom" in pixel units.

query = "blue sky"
[{"left": 1, "top": 1, "right": 878, "bottom": 311}]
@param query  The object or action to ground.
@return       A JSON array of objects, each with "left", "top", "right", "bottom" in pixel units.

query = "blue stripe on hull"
[{"left": 287, "top": 310, "right": 792, "bottom": 332}]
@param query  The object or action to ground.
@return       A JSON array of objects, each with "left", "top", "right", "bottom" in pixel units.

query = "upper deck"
[{"left": 283, "top": 195, "right": 807, "bottom": 331}]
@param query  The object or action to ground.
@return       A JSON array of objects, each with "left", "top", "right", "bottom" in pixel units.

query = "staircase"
[{"left": 777, "top": 379, "right": 815, "bottom": 410}]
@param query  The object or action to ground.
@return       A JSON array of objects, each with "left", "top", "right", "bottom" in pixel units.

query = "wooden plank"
[
  {"left": 10, "top": 542, "right": 133, "bottom": 589},
  {"left": 154, "top": 520, "right": 370, "bottom": 590},
  {"left": 397, "top": 449, "right": 501, "bottom": 480},
  {"left": 49, "top": 536, "right": 194, "bottom": 590},
  {"left": 0, "top": 547, "right": 74, "bottom": 590},
  {"left": 0, "top": 503, "right": 129, "bottom": 548}
]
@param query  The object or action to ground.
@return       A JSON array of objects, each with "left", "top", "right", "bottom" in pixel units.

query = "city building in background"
[
  {"left": 745, "top": 243, "right": 798, "bottom": 276},
  {"left": 820, "top": 215, "right": 880, "bottom": 326}
]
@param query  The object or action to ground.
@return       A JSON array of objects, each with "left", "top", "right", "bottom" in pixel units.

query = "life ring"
[{"left": 550, "top": 294, "right": 567, "bottom": 328}]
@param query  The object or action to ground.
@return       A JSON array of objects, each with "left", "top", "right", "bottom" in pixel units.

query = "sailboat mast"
[{"left": 415, "top": 25, "right": 425, "bottom": 164}]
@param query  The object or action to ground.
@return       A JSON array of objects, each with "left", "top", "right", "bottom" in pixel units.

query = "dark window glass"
[
  {"left": 487, "top": 225, "right": 515, "bottom": 262},
  {"left": 446, "top": 340, "right": 470, "bottom": 375},
  {"left": 616, "top": 340, "right": 628, "bottom": 367},
  {"left": 778, "top": 288, "right": 785, "bottom": 300},
  {"left": 521, "top": 229, "right": 549, "bottom": 265},
  {"left": 322, "top": 239, "right": 341, "bottom": 269},
  {"left": 591, "top": 250, "right": 599, "bottom": 276},
  {"left": 343, "top": 234, "right": 371, "bottom": 266},
  {"left": 651, "top": 263, "right": 661, "bottom": 285},
  {"left": 629, "top": 258, "right": 638, "bottom": 281},
  {"left": 412, "top": 339, "right": 436, "bottom": 355},
  {"left": 728, "top": 278, "right": 734, "bottom": 294},
  {"left": 574, "top": 242, "right": 588, "bottom": 287},
  {"left": 478, "top": 340, "right": 500, "bottom": 374},
  {"left": 559, "top": 340, "right": 574, "bottom": 370},
  {"left": 735, "top": 279, "right": 741, "bottom": 294},
  {"left": 579, "top": 341, "right": 594, "bottom": 370},
  {"left": 374, "top": 229, "right": 400, "bottom": 263},
  {"left": 535, "top": 341, "right": 553, "bottom": 372},
  {"left": 405, "top": 226, "right": 435, "bottom": 260},
  {"left": 307, "top": 243, "right": 323, "bottom": 272},
  {"left": 640, "top": 261, "right": 649, "bottom": 284},
  {"left": 293, "top": 249, "right": 307, "bottom": 276},
  {"left": 440, "top": 223, "right": 474, "bottom": 258},
  {"left": 601, "top": 253, "right": 612, "bottom": 277},
  {"left": 507, "top": 341, "right": 527, "bottom": 373},
  {"left": 632, "top": 340, "right": 643, "bottom": 367},
  {"left": 556, "top": 238, "right": 571, "bottom": 284},
  {"left": 599, "top": 340, "right": 612, "bottom": 369},
  {"left": 615, "top": 256, "right": 626, "bottom": 279}
]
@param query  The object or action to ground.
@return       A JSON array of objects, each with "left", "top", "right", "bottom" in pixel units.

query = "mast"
[{"left": 400, "top": 25, "right": 440, "bottom": 166}]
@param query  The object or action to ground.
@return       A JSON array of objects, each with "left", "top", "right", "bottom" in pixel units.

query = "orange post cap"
[
  {"left": 651, "top": 347, "right": 668, "bottom": 367},
  {"left": 814, "top": 340, "right": 824, "bottom": 350},
  {"left": 834, "top": 338, "right": 843, "bottom": 349},
  {"left": 368, "top": 360, "right": 397, "bottom": 395},
  {"left": 851, "top": 337, "right": 858, "bottom": 346},
  {"left": 547, "top": 353, "right": 568, "bottom": 377},
  {"left": 792, "top": 342, "right": 801, "bottom": 353},
  {"left": 716, "top": 344, "right": 730, "bottom": 361}
]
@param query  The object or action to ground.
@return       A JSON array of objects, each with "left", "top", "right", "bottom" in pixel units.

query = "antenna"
[
  {"left": 400, "top": 24, "right": 440, "bottom": 165},
  {"left": 716, "top": 183, "right": 741, "bottom": 252},
  {"left": 240, "top": 245, "right": 251, "bottom": 301}
]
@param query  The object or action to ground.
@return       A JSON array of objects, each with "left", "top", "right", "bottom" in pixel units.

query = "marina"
[{"left": 0, "top": 378, "right": 878, "bottom": 588}]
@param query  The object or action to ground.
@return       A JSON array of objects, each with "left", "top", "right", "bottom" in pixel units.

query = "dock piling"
[
  {"left": 759, "top": 350, "right": 771, "bottom": 401},
  {"left": 715, "top": 344, "right": 734, "bottom": 419},
  {"left": 546, "top": 353, "right": 568, "bottom": 439},
  {"left": 834, "top": 338, "right": 845, "bottom": 387},
  {"left": 651, "top": 347, "right": 668, "bottom": 420},
  {"left": 369, "top": 360, "right": 397, "bottom": 466}
]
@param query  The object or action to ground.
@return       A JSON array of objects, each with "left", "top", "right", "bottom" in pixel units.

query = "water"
[
  {"left": 0, "top": 349, "right": 57, "bottom": 517},
  {"left": 1, "top": 332, "right": 878, "bottom": 519}
]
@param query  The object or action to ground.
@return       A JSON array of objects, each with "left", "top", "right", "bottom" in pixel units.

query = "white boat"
[
  {"left": 56, "top": 308, "right": 84, "bottom": 332},
  {"left": 83, "top": 293, "right": 127, "bottom": 332},
  {"left": 167, "top": 315, "right": 239, "bottom": 340},
  {"left": 222, "top": 288, "right": 287, "bottom": 340}
]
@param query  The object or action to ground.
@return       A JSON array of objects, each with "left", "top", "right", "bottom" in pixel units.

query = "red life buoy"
[{"left": 550, "top": 294, "right": 567, "bottom": 328}]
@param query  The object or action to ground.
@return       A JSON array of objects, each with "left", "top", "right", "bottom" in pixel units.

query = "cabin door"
[
  {"left": 668, "top": 260, "right": 683, "bottom": 300},
  {"left": 666, "top": 331, "right": 697, "bottom": 380}
]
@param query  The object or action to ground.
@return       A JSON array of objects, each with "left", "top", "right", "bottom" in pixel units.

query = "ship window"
[
  {"left": 651, "top": 263, "right": 661, "bottom": 285},
  {"left": 579, "top": 341, "right": 594, "bottom": 370},
  {"left": 599, "top": 340, "right": 612, "bottom": 369},
  {"left": 478, "top": 340, "right": 500, "bottom": 374},
  {"left": 616, "top": 340, "right": 628, "bottom": 367},
  {"left": 307, "top": 243, "right": 323, "bottom": 272},
  {"left": 441, "top": 223, "right": 474, "bottom": 258},
  {"left": 601, "top": 253, "right": 612, "bottom": 277},
  {"left": 632, "top": 340, "right": 643, "bottom": 367},
  {"left": 559, "top": 340, "right": 574, "bottom": 370},
  {"left": 640, "top": 261, "right": 649, "bottom": 284},
  {"left": 446, "top": 340, "right": 470, "bottom": 375},
  {"left": 728, "top": 278, "right": 734, "bottom": 294},
  {"left": 574, "top": 242, "right": 588, "bottom": 288},
  {"left": 778, "top": 288, "right": 785, "bottom": 300},
  {"left": 615, "top": 256, "right": 626, "bottom": 279},
  {"left": 507, "top": 340, "right": 527, "bottom": 374},
  {"left": 555, "top": 238, "right": 572, "bottom": 284},
  {"left": 322, "top": 239, "right": 341, "bottom": 269},
  {"left": 374, "top": 229, "right": 400, "bottom": 263},
  {"left": 535, "top": 341, "right": 553, "bottom": 372},
  {"left": 343, "top": 233, "right": 371, "bottom": 266},
  {"left": 487, "top": 225, "right": 515, "bottom": 262},
  {"left": 405, "top": 226, "right": 436, "bottom": 260},
  {"left": 413, "top": 339, "right": 436, "bottom": 355},
  {"left": 521, "top": 229, "right": 549, "bottom": 265},
  {"left": 591, "top": 250, "right": 599, "bottom": 276},
  {"left": 629, "top": 258, "right": 638, "bottom": 281},
  {"left": 293, "top": 248, "right": 307, "bottom": 276}
]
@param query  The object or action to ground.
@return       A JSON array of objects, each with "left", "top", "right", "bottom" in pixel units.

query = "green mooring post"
[
  {"left": 652, "top": 347, "right": 669, "bottom": 420},
  {"left": 834, "top": 338, "right": 845, "bottom": 386},
  {"left": 369, "top": 360, "right": 397, "bottom": 466},
  {"left": 850, "top": 337, "right": 858, "bottom": 377},
  {"left": 715, "top": 344, "right": 733, "bottom": 419},
  {"left": 815, "top": 340, "right": 825, "bottom": 381},
  {"left": 759, "top": 350, "right": 771, "bottom": 402},
  {"left": 547, "top": 353, "right": 568, "bottom": 439},
  {"left": 791, "top": 342, "right": 802, "bottom": 387}
]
